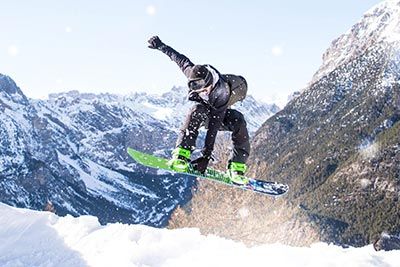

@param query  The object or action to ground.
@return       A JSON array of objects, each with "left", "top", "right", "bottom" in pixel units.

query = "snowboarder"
[{"left": 148, "top": 36, "right": 250, "bottom": 185}]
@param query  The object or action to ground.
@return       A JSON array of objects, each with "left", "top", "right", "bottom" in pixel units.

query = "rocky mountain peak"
[
  {"left": 312, "top": 0, "right": 400, "bottom": 84},
  {"left": 0, "top": 74, "right": 29, "bottom": 106}
]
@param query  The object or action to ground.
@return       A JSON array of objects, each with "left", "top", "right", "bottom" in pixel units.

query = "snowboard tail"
[{"left": 127, "top": 148, "right": 288, "bottom": 196}]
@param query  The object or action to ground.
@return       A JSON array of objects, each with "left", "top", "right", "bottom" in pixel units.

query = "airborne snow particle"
[
  {"left": 271, "top": 45, "right": 283, "bottom": 57},
  {"left": 7, "top": 45, "right": 19, "bottom": 56},
  {"left": 146, "top": 5, "right": 156, "bottom": 16},
  {"left": 359, "top": 140, "right": 380, "bottom": 160},
  {"left": 360, "top": 179, "right": 371, "bottom": 189},
  {"left": 238, "top": 207, "right": 249, "bottom": 218}
]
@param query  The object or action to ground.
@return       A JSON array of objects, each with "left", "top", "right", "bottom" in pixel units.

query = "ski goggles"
[{"left": 188, "top": 79, "right": 207, "bottom": 91}]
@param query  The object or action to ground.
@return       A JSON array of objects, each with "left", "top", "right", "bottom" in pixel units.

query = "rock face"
[
  {"left": 0, "top": 76, "right": 277, "bottom": 227},
  {"left": 311, "top": 0, "right": 400, "bottom": 84},
  {"left": 249, "top": 0, "right": 400, "bottom": 246},
  {"left": 374, "top": 233, "right": 400, "bottom": 251}
]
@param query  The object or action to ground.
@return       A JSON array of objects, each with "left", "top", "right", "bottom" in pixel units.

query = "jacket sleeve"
[{"left": 159, "top": 45, "right": 194, "bottom": 78}]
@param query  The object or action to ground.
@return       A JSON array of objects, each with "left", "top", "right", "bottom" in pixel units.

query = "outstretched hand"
[{"left": 148, "top": 36, "right": 164, "bottom": 49}]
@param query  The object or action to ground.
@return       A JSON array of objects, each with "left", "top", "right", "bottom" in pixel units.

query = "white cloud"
[
  {"left": 65, "top": 26, "right": 72, "bottom": 33},
  {"left": 146, "top": 5, "right": 156, "bottom": 16},
  {"left": 8, "top": 45, "right": 19, "bottom": 56},
  {"left": 271, "top": 45, "right": 283, "bottom": 57}
]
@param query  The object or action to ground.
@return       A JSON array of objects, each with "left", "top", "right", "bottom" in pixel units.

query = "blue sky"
[{"left": 1, "top": 0, "right": 382, "bottom": 106}]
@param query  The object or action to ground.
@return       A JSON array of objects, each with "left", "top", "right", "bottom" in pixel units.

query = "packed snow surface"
[{"left": 0, "top": 203, "right": 398, "bottom": 267}]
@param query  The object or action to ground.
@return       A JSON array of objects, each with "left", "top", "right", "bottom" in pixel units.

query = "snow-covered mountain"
[
  {"left": 107, "top": 86, "right": 279, "bottom": 132},
  {"left": 248, "top": 0, "right": 400, "bottom": 246},
  {"left": 0, "top": 77, "right": 278, "bottom": 227},
  {"left": 311, "top": 0, "right": 400, "bottom": 84},
  {"left": 0, "top": 76, "right": 196, "bottom": 227},
  {"left": 1, "top": 203, "right": 398, "bottom": 267},
  {"left": 43, "top": 86, "right": 277, "bottom": 166}
]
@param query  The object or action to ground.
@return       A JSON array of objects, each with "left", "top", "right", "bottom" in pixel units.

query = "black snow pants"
[{"left": 176, "top": 103, "right": 250, "bottom": 164}]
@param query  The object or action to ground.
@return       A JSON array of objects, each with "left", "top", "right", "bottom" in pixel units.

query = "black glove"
[
  {"left": 188, "top": 91, "right": 212, "bottom": 109},
  {"left": 148, "top": 36, "right": 164, "bottom": 49},
  {"left": 188, "top": 91, "right": 203, "bottom": 102},
  {"left": 191, "top": 155, "right": 211, "bottom": 174}
]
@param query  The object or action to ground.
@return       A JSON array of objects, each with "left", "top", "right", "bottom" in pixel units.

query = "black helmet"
[{"left": 188, "top": 65, "right": 213, "bottom": 91}]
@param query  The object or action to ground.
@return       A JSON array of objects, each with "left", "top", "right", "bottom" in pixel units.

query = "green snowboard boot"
[
  {"left": 228, "top": 162, "right": 249, "bottom": 185},
  {"left": 168, "top": 147, "right": 191, "bottom": 172}
]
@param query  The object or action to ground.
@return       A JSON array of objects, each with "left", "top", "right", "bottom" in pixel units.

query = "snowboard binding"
[{"left": 167, "top": 147, "right": 191, "bottom": 172}]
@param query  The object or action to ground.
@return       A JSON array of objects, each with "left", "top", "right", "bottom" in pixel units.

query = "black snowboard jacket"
[{"left": 158, "top": 44, "right": 231, "bottom": 157}]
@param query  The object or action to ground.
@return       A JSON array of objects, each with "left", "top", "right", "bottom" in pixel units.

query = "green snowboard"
[{"left": 127, "top": 147, "right": 288, "bottom": 196}]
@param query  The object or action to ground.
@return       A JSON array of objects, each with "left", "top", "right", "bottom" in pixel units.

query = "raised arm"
[{"left": 148, "top": 36, "right": 194, "bottom": 78}]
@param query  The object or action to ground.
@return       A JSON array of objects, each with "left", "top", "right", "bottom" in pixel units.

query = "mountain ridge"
[{"left": 0, "top": 76, "right": 278, "bottom": 227}]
